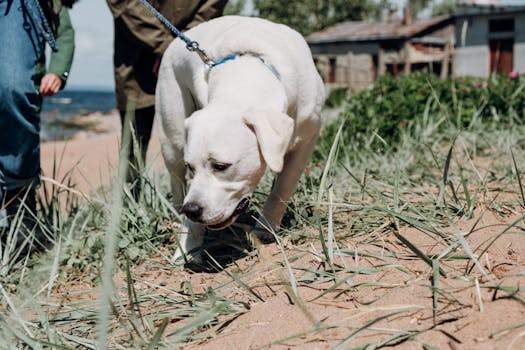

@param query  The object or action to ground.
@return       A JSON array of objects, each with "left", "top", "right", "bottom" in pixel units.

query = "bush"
[
  {"left": 318, "top": 72, "right": 525, "bottom": 155},
  {"left": 324, "top": 87, "right": 348, "bottom": 109}
]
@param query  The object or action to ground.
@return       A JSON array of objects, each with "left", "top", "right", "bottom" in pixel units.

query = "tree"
[
  {"left": 407, "top": 0, "right": 456, "bottom": 18},
  {"left": 224, "top": 0, "right": 247, "bottom": 16},
  {"left": 252, "top": 0, "right": 380, "bottom": 35},
  {"left": 406, "top": 0, "right": 432, "bottom": 17},
  {"left": 432, "top": 0, "right": 456, "bottom": 16}
]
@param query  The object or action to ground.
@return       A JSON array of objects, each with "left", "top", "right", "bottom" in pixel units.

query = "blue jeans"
[{"left": 0, "top": 0, "right": 44, "bottom": 206}]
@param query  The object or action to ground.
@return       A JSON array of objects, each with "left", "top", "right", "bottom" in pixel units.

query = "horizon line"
[{"left": 65, "top": 84, "right": 115, "bottom": 92}]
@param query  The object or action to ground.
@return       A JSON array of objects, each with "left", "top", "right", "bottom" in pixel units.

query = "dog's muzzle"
[{"left": 207, "top": 197, "right": 250, "bottom": 231}]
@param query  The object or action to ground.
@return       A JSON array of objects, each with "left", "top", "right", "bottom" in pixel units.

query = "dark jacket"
[{"left": 106, "top": 0, "right": 228, "bottom": 111}]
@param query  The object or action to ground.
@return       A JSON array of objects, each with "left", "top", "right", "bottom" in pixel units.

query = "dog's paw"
[
  {"left": 171, "top": 219, "right": 206, "bottom": 267},
  {"left": 250, "top": 223, "right": 276, "bottom": 244},
  {"left": 171, "top": 248, "right": 203, "bottom": 265},
  {"left": 171, "top": 247, "right": 185, "bottom": 263}
]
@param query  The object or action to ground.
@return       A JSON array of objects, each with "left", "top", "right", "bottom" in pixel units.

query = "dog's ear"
[{"left": 243, "top": 110, "right": 294, "bottom": 173}]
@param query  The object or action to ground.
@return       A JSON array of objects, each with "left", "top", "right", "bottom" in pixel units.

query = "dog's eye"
[{"left": 212, "top": 162, "right": 231, "bottom": 172}]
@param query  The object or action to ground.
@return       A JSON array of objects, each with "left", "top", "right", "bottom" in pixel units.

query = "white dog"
[{"left": 156, "top": 16, "right": 324, "bottom": 263}]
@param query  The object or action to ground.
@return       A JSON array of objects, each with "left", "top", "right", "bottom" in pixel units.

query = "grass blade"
[
  {"left": 391, "top": 219, "right": 447, "bottom": 277},
  {"left": 437, "top": 135, "right": 458, "bottom": 207},
  {"left": 432, "top": 259, "right": 440, "bottom": 325},
  {"left": 205, "top": 251, "right": 265, "bottom": 303},
  {"left": 510, "top": 147, "right": 525, "bottom": 208},
  {"left": 97, "top": 103, "right": 134, "bottom": 348},
  {"left": 327, "top": 186, "right": 335, "bottom": 268},
  {"left": 334, "top": 311, "right": 405, "bottom": 350},
  {"left": 147, "top": 317, "right": 169, "bottom": 350},
  {"left": 452, "top": 226, "right": 493, "bottom": 283},
  {"left": 317, "top": 120, "right": 344, "bottom": 204}
]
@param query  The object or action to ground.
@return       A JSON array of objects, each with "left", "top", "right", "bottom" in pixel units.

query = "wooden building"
[
  {"left": 306, "top": 15, "right": 455, "bottom": 89},
  {"left": 455, "top": 0, "right": 525, "bottom": 77}
]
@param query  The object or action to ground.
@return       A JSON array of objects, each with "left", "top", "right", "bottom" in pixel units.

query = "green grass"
[{"left": 1, "top": 74, "right": 525, "bottom": 348}]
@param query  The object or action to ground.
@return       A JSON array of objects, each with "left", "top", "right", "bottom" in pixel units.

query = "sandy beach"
[{"left": 40, "top": 111, "right": 162, "bottom": 194}]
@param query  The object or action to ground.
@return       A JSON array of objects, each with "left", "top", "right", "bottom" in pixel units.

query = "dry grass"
[{"left": 1, "top": 104, "right": 525, "bottom": 349}]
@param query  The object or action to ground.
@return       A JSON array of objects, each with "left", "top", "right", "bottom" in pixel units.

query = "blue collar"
[{"left": 209, "top": 52, "right": 281, "bottom": 81}]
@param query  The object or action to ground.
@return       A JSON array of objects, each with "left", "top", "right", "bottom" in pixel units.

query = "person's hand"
[{"left": 40, "top": 73, "right": 63, "bottom": 96}]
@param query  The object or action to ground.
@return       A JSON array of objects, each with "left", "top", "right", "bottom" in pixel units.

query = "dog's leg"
[
  {"left": 165, "top": 148, "right": 206, "bottom": 264},
  {"left": 172, "top": 219, "right": 206, "bottom": 264},
  {"left": 255, "top": 122, "right": 321, "bottom": 240},
  {"left": 157, "top": 63, "right": 191, "bottom": 202},
  {"left": 157, "top": 60, "right": 204, "bottom": 263}
]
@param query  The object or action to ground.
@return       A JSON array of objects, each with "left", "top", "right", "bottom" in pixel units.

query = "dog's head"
[{"left": 182, "top": 106, "right": 294, "bottom": 229}]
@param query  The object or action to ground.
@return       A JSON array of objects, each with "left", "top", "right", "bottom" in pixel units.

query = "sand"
[
  {"left": 40, "top": 111, "right": 162, "bottom": 193},
  {"left": 40, "top": 111, "right": 525, "bottom": 349}
]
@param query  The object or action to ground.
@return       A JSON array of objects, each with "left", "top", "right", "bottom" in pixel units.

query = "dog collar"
[{"left": 209, "top": 52, "right": 281, "bottom": 81}]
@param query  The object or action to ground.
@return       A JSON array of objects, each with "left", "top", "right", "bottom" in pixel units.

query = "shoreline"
[
  {"left": 41, "top": 110, "right": 162, "bottom": 194},
  {"left": 41, "top": 109, "right": 122, "bottom": 142}
]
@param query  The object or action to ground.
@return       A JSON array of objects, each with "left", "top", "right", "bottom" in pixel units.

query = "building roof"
[
  {"left": 456, "top": 0, "right": 525, "bottom": 14},
  {"left": 306, "top": 16, "right": 452, "bottom": 44},
  {"left": 458, "top": 0, "right": 525, "bottom": 7}
]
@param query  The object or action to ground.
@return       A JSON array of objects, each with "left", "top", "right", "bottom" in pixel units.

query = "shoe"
[{"left": 1, "top": 188, "right": 48, "bottom": 253}]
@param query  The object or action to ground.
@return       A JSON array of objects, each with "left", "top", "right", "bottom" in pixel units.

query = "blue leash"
[
  {"left": 23, "top": 0, "right": 58, "bottom": 52},
  {"left": 210, "top": 53, "right": 282, "bottom": 81},
  {"left": 138, "top": 0, "right": 214, "bottom": 66}
]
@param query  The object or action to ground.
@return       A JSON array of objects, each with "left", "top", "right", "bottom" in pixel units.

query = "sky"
[
  {"left": 65, "top": 0, "right": 407, "bottom": 90},
  {"left": 67, "top": 0, "right": 114, "bottom": 89}
]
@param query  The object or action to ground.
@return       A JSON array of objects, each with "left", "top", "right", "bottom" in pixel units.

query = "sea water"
[{"left": 41, "top": 89, "right": 116, "bottom": 140}]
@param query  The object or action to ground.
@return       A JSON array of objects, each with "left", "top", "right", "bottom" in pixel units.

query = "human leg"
[
  {"left": 0, "top": 0, "right": 44, "bottom": 226},
  {"left": 119, "top": 106, "right": 155, "bottom": 193}
]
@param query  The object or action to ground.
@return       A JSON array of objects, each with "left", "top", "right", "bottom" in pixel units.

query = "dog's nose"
[{"left": 182, "top": 202, "right": 203, "bottom": 222}]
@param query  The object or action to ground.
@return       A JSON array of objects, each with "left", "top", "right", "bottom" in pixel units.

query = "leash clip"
[{"left": 187, "top": 41, "right": 215, "bottom": 67}]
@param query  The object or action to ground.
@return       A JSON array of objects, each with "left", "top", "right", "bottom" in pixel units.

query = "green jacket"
[
  {"left": 35, "top": 7, "right": 75, "bottom": 90},
  {"left": 107, "top": 0, "right": 228, "bottom": 110}
]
